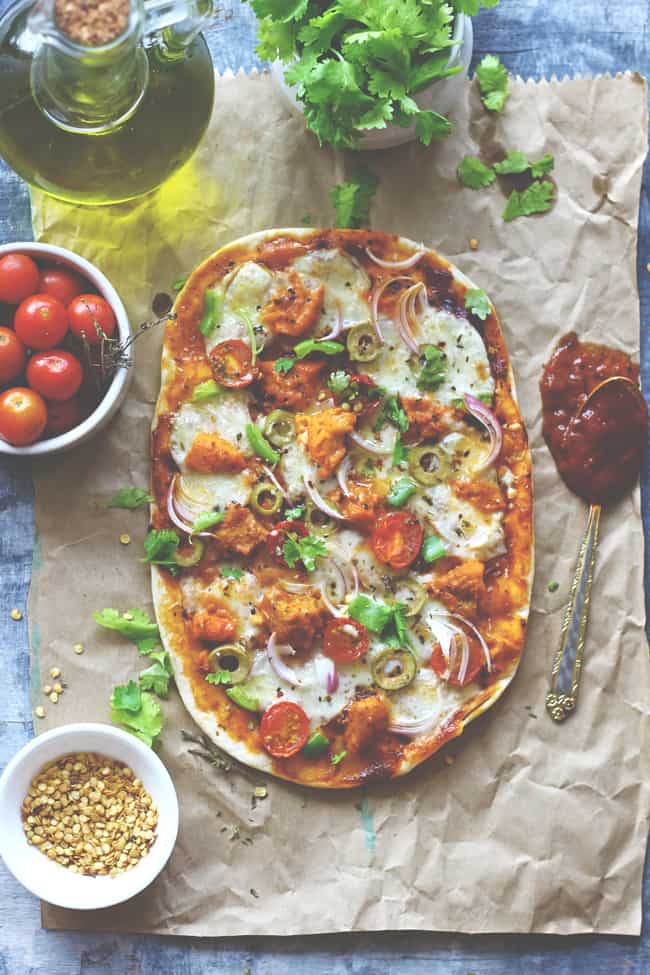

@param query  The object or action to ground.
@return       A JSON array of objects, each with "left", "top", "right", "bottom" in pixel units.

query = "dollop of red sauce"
[{"left": 540, "top": 332, "right": 647, "bottom": 505}]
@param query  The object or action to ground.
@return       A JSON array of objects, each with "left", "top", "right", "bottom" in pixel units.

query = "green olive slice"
[
  {"left": 208, "top": 644, "right": 252, "bottom": 685},
  {"left": 251, "top": 481, "right": 283, "bottom": 516},
  {"left": 173, "top": 538, "right": 205, "bottom": 567},
  {"left": 304, "top": 500, "right": 338, "bottom": 536},
  {"left": 408, "top": 444, "right": 451, "bottom": 486},
  {"left": 264, "top": 409, "right": 295, "bottom": 447},
  {"left": 392, "top": 578, "right": 426, "bottom": 617},
  {"left": 346, "top": 323, "right": 381, "bottom": 362},
  {"left": 371, "top": 647, "right": 417, "bottom": 691}
]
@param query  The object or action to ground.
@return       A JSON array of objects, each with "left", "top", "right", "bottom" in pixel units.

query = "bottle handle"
[{"left": 143, "top": 0, "right": 213, "bottom": 50}]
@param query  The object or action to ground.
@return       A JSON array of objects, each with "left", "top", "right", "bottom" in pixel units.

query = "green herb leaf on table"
[
  {"left": 457, "top": 155, "right": 496, "bottom": 190},
  {"left": 417, "top": 345, "right": 447, "bottom": 391},
  {"left": 221, "top": 566, "right": 244, "bottom": 580},
  {"left": 331, "top": 169, "right": 378, "bottom": 229},
  {"left": 111, "top": 690, "right": 163, "bottom": 748},
  {"left": 110, "top": 680, "right": 142, "bottom": 713},
  {"left": 531, "top": 153, "right": 555, "bottom": 178},
  {"left": 274, "top": 357, "right": 295, "bottom": 374},
  {"left": 493, "top": 150, "right": 529, "bottom": 175},
  {"left": 283, "top": 533, "right": 328, "bottom": 572},
  {"left": 475, "top": 54, "right": 509, "bottom": 112},
  {"left": 464, "top": 289, "right": 491, "bottom": 321},
  {"left": 143, "top": 529, "right": 181, "bottom": 570},
  {"left": 93, "top": 607, "right": 161, "bottom": 648},
  {"left": 503, "top": 180, "right": 555, "bottom": 221},
  {"left": 139, "top": 650, "right": 173, "bottom": 698},
  {"left": 192, "top": 380, "right": 221, "bottom": 402},
  {"left": 107, "top": 487, "right": 153, "bottom": 509}
]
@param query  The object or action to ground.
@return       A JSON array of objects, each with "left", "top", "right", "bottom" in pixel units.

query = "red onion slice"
[
  {"left": 369, "top": 275, "right": 414, "bottom": 344},
  {"left": 389, "top": 712, "right": 439, "bottom": 738},
  {"left": 302, "top": 474, "right": 345, "bottom": 521},
  {"left": 396, "top": 285, "right": 424, "bottom": 355},
  {"left": 463, "top": 394, "right": 503, "bottom": 472},
  {"left": 279, "top": 580, "right": 313, "bottom": 594},
  {"left": 267, "top": 633, "right": 303, "bottom": 686},
  {"left": 314, "top": 656, "right": 339, "bottom": 694},
  {"left": 167, "top": 475, "right": 221, "bottom": 539},
  {"left": 429, "top": 610, "right": 492, "bottom": 674},
  {"left": 336, "top": 455, "right": 353, "bottom": 497},
  {"left": 366, "top": 247, "right": 424, "bottom": 270},
  {"left": 319, "top": 300, "right": 344, "bottom": 341},
  {"left": 348, "top": 430, "right": 393, "bottom": 456},
  {"left": 261, "top": 464, "right": 289, "bottom": 500}
]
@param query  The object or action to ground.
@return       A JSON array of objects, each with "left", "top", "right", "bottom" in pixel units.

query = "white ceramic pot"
[
  {"left": 272, "top": 14, "right": 473, "bottom": 151},
  {"left": 0, "top": 241, "right": 132, "bottom": 458},
  {"left": 0, "top": 723, "right": 179, "bottom": 910}
]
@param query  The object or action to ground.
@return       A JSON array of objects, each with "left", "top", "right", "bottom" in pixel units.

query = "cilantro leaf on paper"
[
  {"left": 464, "top": 288, "right": 491, "bottom": 321},
  {"left": 503, "top": 180, "right": 555, "bottom": 221},
  {"left": 531, "top": 153, "right": 555, "bottom": 178},
  {"left": 283, "top": 533, "right": 328, "bottom": 572},
  {"left": 107, "top": 487, "right": 153, "bottom": 509},
  {"left": 111, "top": 690, "right": 163, "bottom": 748},
  {"left": 457, "top": 155, "right": 496, "bottom": 189},
  {"left": 110, "top": 680, "right": 142, "bottom": 713},
  {"left": 331, "top": 169, "right": 378, "bottom": 229},
  {"left": 139, "top": 651, "right": 173, "bottom": 698},
  {"left": 475, "top": 54, "right": 509, "bottom": 112},
  {"left": 93, "top": 607, "right": 161, "bottom": 648},
  {"left": 493, "top": 150, "right": 529, "bottom": 175}
]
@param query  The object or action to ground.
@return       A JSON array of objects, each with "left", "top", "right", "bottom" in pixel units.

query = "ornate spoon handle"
[{"left": 546, "top": 504, "right": 601, "bottom": 722}]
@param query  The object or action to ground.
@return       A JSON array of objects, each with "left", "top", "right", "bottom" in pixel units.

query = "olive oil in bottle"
[{"left": 0, "top": 0, "right": 215, "bottom": 205}]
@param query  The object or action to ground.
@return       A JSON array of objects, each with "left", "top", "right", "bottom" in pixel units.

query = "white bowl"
[
  {"left": 0, "top": 241, "right": 132, "bottom": 457},
  {"left": 0, "top": 723, "right": 179, "bottom": 910},
  {"left": 272, "top": 14, "right": 473, "bottom": 151}
]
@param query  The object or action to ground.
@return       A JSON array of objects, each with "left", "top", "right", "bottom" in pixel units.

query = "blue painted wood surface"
[{"left": 1, "top": 0, "right": 650, "bottom": 971}]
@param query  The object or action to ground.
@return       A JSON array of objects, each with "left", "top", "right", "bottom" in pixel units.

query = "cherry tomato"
[
  {"left": 0, "top": 326, "right": 27, "bottom": 383},
  {"left": 67, "top": 294, "right": 116, "bottom": 345},
  {"left": 430, "top": 632, "right": 486, "bottom": 688},
  {"left": 14, "top": 294, "right": 69, "bottom": 350},
  {"left": 0, "top": 253, "right": 40, "bottom": 305},
  {"left": 0, "top": 387, "right": 48, "bottom": 445},
  {"left": 45, "top": 396, "right": 83, "bottom": 436},
  {"left": 323, "top": 617, "right": 370, "bottom": 664},
  {"left": 260, "top": 700, "right": 310, "bottom": 758},
  {"left": 266, "top": 519, "right": 308, "bottom": 565},
  {"left": 27, "top": 349, "right": 83, "bottom": 402},
  {"left": 371, "top": 511, "right": 423, "bottom": 570},
  {"left": 40, "top": 266, "right": 87, "bottom": 307},
  {"left": 210, "top": 339, "right": 257, "bottom": 388}
]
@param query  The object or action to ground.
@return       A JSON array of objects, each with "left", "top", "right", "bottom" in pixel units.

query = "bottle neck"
[{"left": 29, "top": 0, "right": 149, "bottom": 134}]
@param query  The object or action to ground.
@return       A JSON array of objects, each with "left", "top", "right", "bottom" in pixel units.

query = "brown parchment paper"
[{"left": 27, "top": 70, "right": 650, "bottom": 937}]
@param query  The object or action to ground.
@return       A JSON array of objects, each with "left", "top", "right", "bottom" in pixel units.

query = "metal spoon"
[{"left": 546, "top": 375, "right": 646, "bottom": 722}]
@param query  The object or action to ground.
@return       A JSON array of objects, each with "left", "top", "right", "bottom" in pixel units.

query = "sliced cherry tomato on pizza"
[
  {"left": 210, "top": 339, "right": 257, "bottom": 388},
  {"left": 27, "top": 349, "right": 83, "bottom": 401},
  {"left": 0, "top": 387, "right": 48, "bottom": 445},
  {"left": 323, "top": 617, "right": 369, "bottom": 664},
  {"left": 67, "top": 294, "right": 116, "bottom": 345},
  {"left": 371, "top": 511, "right": 423, "bottom": 570},
  {"left": 40, "top": 266, "right": 87, "bottom": 307},
  {"left": 45, "top": 396, "right": 83, "bottom": 436},
  {"left": 430, "top": 632, "right": 485, "bottom": 688},
  {"left": 0, "top": 327, "right": 27, "bottom": 383},
  {"left": 14, "top": 294, "right": 69, "bottom": 350},
  {"left": 260, "top": 700, "right": 310, "bottom": 758},
  {"left": 266, "top": 519, "right": 308, "bottom": 564},
  {"left": 0, "top": 253, "right": 40, "bottom": 305}
]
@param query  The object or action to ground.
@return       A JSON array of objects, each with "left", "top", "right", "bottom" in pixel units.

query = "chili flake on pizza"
[{"left": 150, "top": 229, "right": 533, "bottom": 788}]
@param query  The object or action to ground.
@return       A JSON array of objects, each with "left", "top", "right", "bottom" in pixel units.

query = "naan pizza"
[{"left": 150, "top": 229, "right": 533, "bottom": 788}]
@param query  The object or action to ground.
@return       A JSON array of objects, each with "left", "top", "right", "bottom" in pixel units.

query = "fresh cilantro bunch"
[{"left": 249, "top": 0, "right": 500, "bottom": 149}]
